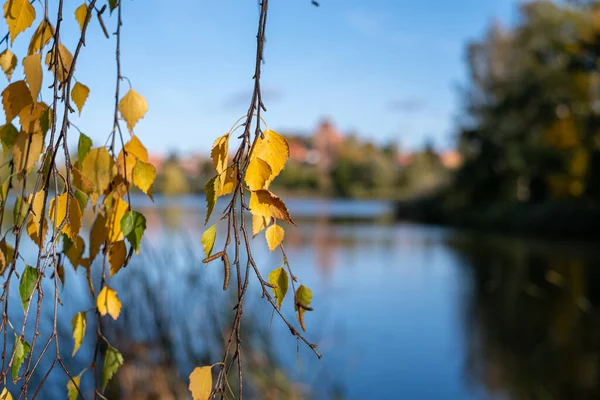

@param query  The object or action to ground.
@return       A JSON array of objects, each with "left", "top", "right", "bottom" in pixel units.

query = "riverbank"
[{"left": 395, "top": 195, "right": 600, "bottom": 241}]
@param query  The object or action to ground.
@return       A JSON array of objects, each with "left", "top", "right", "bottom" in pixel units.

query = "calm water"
[{"left": 5, "top": 196, "right": 600, "bottom": 399}]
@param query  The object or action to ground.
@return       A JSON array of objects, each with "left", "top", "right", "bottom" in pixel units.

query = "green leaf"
[
  {"left": 102, "top": 345, "right": 123, "bottom": 391},
  {"left": 204, "top": 176, "right": 220, "bottom": 225},
  {"left": 77, "top": 133, "right": 92, "bottom": 163},
  {"left": 19, "top": 266, "right": 38, "bottom": 311},
  {"left": 120, "top": 211, "right": 146, "bottom": 254},
  {"left": 201, "top": 224, "right": 217, "bottom": 259},
  {"left": 11, "top": 336, "right": 30, "bottom": 382},
  {"left": 268, "top": 267, "right": 288, "bottom": 309},
  {"left": 71, "top": 312, "right": 86, "bottom": 357},
  {"left": 295, "top": 285, "right": 313, "bottom": 332},
  {"left": 39, "top": 106, "right": 50, "bottom": 137},
  {"left": 108, "top": 0, "right": 118, "bottom": 14},
  {"left": 67, "top": 370, "right": 84, "bottom": 400},
  {"left": 0, "top": 123, "right": 17, "bottom": 156},
  {"left": 74, "top": 189, "right": 88, "bottom": 212}
]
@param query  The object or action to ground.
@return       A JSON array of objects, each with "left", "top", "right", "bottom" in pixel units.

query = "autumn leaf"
[
  {"left": 71, "top": 312, "right": 86, "bottom": 357},
  {"left": 295, "top": 285, "right": 313, "bottom": 331},
  {"left": 27, "top": 20, "right": 53, "bottom": 55},
  {"left": 22, "top": 54, "right": 41, "bottom": 100},
  {"left": 97, "top": 286, "right": 121, "bottom": 320},
  {"left": 45, "top": 44, "right": 73, "bottom": 83},
  {"left": 118, "top": 89, "right": 148, "bottom": 132},
  {"left": 252, "top": 215, "right": 269, "bottom": 237},
  {"left": 67, "top": 371, "right": 84, "bottom": 400},
  {"left": 11, "top": 132, "right": 43, "bottom": 176},
  {"left": 0, "top": 123, "right": 18, "bottom": 156},
  {"left": 74, "top": 3, "right": 89, "bottom": 32},
  {"left": 249, "top": 190, "right": 294, "bottom": 224},
  {"left": 2, "top": 80, "right": 32, "bottom": 121},
  {"left": 25, "top": 191, "right": 47, "bottom": 246},
  {"left": 120, "top": 211, "right": 146, "bottom": 254},
  {"left": 189, "top": 366, "right": 213, "bottom": 400},
  {"left": 132, "top": 160, "right": 155, "bottom": 197},
  {"left": 0, "top": 49, "right": 16, "bottom": 80},
  {"left": 204, "top": 176, "right": 220, "bottom": 225},
  {"left": 89, "top": 212, "right": 106, "bottom": 262},
  {"left": 265, "top": 224, "right": 284, "bottom": 252},
  {"left": 18, "top": 101, "right": 48, "bottom": 133},
  {"left": 71, "top": 82, "right": 89, "bottom": 115},
  {"left": 109, "top": 241, "right": 126, "bottom": 276},
  {"left": 211, "top": 133, "right": 229, "bottom": 176},
  {"left": 268, "top": 267, "right": 288, "bottom": 308},
  {"left": 77, "top": 132, "right": 92, "bottom": 163},
  {"left": 19, "top": 266, "right": 37, "bottom": 311},
  {"left": 245, "top": 157, "right": 271, "bottom": 191},
  {"left": 1, "top": 388, "right": 13, "bottom": 400},
  {"left": 81, "top": 147, "right": 116, "bottom": 195},
  {"left": 105, "top": 196, "right": 128, "bottom": 243},
  {"left": 48, "top": 192, "right": 82, "bottom": 241},
  {"left": 201, "top": 224, "right": 217, "bottom": 259},
  {"left": 3, "top": 0, "right": 36, "bottom": 45},
  {"left": 65, "top": 235, "right": 85, "bottom": 268},
  {"left": 251, "top": 129, "right": 289, "bottom": 187},
  {"left": 102, "top": 345, "right": 123, "bottom": 390},
  {"left": 117, "top": 135, "right": 148, "bottom": 181},
  {"left": 0, "top": 238, "right": 15, "bottom": 275},
  {"left": 219, "top": 166, "right": 237, "bottom": 196},
  {"left": 11, "top": 336, "right": 30, "bottom": 382}
]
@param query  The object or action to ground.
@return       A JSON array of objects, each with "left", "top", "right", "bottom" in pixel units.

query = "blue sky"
[{"left": 3, "top": 0, "right": 519, "bottom": 154}]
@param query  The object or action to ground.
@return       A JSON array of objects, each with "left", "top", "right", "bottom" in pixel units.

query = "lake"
[{"left": 4, "top": 196, "right": 600, "bottom": 399}]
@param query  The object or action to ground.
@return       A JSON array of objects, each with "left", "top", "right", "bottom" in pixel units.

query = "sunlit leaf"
[
  {"left": 108, "top": 240, "right": 126, "bottom": 276},
  {"left": 45, "top": 44, "right": 73, "bottom": 83},
  {"left": 249, "top": 190, "right": 294, "bottom": 224},
  {"left": 251, "top": 129, "right": 289, "bottom": 187},
  {"left": 245, "top": 157, "right": 271, "bottom": 191},
  {"left": 11, "top": 336, "right": 30, "bottom": 382},
  {"left": 71, "top": 312, "right": 86, "bottom": 357},
  {"left": 105, "top": 196, "right": 128, "bottom": 243},
  {"left": 252, "top": 215, "right": 269, "bottom": 237},
  {"left": 48, "top": 192, "right": 82, "bottom": 241},
  {"left": 132, "top": 160, "right": 155, "bottom": 198},
  {"left": 3, "top": 0, "right": 35, "bottom": 45},
  {"left": 2, "top": 80, "right": 32, "bottom": 121},
  {"left": 77, "top": 132, "right": 92, "bottom": 163},
  {"left": 268, "top": 267, "right": 288, "bottom": 308},
  {"left": 201, "top": 224, "right": 217, "bottom": 259},
  {"left": 0, "top": 49, "right": 16, "bottom": 80},
  {"left": 219, "top": 166, "right": 237, "bottom": 196},
  {"left": 211, "top": 133, "right": 228, "bottom": 176},
  {"left": 118, "top": 89, "right": 148, "bottom": 132},
  {"left": 1, "top": 387, "right": 13, "bottom": 400},
  {"left": 97, "top": 286, "right": 121, "bottom": 320},
  {"left": 22, "top": 53, "right": 41, "bottom": 100},
  {"left": 89, "top": 212, "right": 106, "bottom": 262},
  {"left": 189, "top": 366, "right": 213, "bottom": 400},
  {"left": 265, "top": 224, "right": 284, "bottom": 252},
  {"left": 26, "top": 191, "right": 47, "bottom": 246},
  {"left": 27, "top": 20, "right": 53, "bottom": 55},
  {"left": 11, "top": 132, "right": 43, "bottom": 176},
  {"left": 120, "top": 211, "right": 146, "bottom": 254},
  {"left": 67, "top": 371, "right": 84, "bottom": 400},
  {"left": 295, "top": 285, "right": 313, "bottom": 331},
  {"left": 101, "top": 345, "right": 123, "bottom": 390},
  {"left": 81, "top": 147, "right": 116, "bottom": 195},
  {"left": 204, "top": 176, "right": 220, "bottom": 225},
  {"left": 18, "top": 101, "right": 48, "bottom": 133},
  {"left": 74, "top": 3, "right": 89, "bottom": 32},
  {"left": 117, "top": 135, "right": 148, "bottom": 181},
  {"left": 19, "top": 265, "right": 37, "bottom": 311},
  {"left": 71, "top": 82, "right": 89, "bottom": 115},
  {"left": 0, "top": 238, "right": 15, "bottom": 275}
]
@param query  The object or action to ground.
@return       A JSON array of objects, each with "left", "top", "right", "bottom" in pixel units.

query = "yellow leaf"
[
  {"left": 204, "top": 176, "right": 219, "bottom": 225},
  {"left": 268, "top": 267, "right": 288, "bottom": 309},
  {"left": 108, "top": 240, "right": 126, "bottom": 277},
  {"left": 0, "top": 239, "right": 14, "bottom": 275},
  {"left": 74, "top": 3, "right": 89, "bottom": 32},
  {"left": 97, "top": 286, "right": 121, "bottom": 320},
  {"left": 105, "top": 196, "right": 128, "bottom": 243},
  {"left": 201, "top": 224, "right": 217, "bottom": 259},
  {"left": 132, "top": 160, "right": 156, "bottom": 197},
  {"left": 71, "top": 311, "right": 86, "bottom": 357},
  {"left": 11, "top": 132, "right": 43, "bottom": 176},
  {"left": 27, "top": 20, "right": 53, "bottom": 55},
  {"left": 0, "top": 49, "right": 16, "bottom": 80},
  {"left": 45, "top": 44, "right": 73, "bottom": 83},
  {"left": 3, "top": 0, "right": 35, "bottom": 45},
  {"left": 251, "top": 129, "right": 289, "bottom": 187},
  {"left": 89, "top": 212, "right": 106, "bottom": 262},
  {"left": 118, "top": 89, "right": 148, "bottom": 132},
  {"left": 211, "top": 133, "right": 228, "bottom": 175},
  {"left": 189, "top": 366, "right": 213, "bottom": 400},
  {"left": 65, "top": 235, "right": 84, "bottom": 268},
  {"left": 18, "top": 101, "right": 47, "bottom": 133},
  {"left": 67, "top": 371, "right": 83, "bottom": 400},
  {"left": 26, "top": 191, "right": 47, "bottom": 246},
  {"left": 252, "top": 214, "right": 270, "bottom": 237},
  {"left": 73, "top": 167, "right": 95, "bottom": 195},
  {"left": 48, "top": 192, "right": 82, "bottom": 241},
  {"left": 219, "top": 167, "right": 236, "bottom": 196},
  {"left": 117, "top": 135, "right": 148, "bottom": 182},
  {"left": 22, "top": 53, "right": 41, "bottom": 100},
  {"left": 265, "top": 224, "right": 284, "bottom": 252},
  {"left": 245, "top": 157, "right": 271, "bottom": 191},
  {"left": 81, "top": 147, "right": 116, "bottom": 195},
  {"left": 123, "top": 135, "right": 148, "bottom": 161},
  {"left": 249, "top": 190, "right": 294, "bottom": 224},
  {"left": 0, "top": 387, "right": 13, "bottom": 400},
  {"left": 2, "top": 80, "right": 32, "bottom": 121},
  {"left": 71, "top": 82, "right": 89, "bottom": 115}
]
